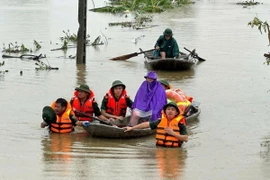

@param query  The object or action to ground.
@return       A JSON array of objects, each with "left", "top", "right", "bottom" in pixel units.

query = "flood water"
[{"left": 1, "top": 0, "right": 270, "bottom": 179}]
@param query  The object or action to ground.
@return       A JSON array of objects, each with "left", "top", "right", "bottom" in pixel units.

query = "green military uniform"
[{"left": 154, "top": 28, "right": 180, "bottom": 58}]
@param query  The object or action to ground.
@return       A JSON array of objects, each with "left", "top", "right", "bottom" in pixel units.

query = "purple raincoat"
[{"left": 132, "top": 72, "right": 167, "bottom": 121}]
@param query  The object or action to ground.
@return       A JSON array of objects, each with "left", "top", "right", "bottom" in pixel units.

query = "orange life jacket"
[
  {"left": 156, "top": 113, "right": 185, "bottom": 147},
  {"left": 70, "top": 90, "right": 95, "bottom": 121},
  {"left": 166, "top": 89, "right": 192, "bottom": 116},
  {"left": 50, "top": 102, "right": 74, "bottom": 133},
  {"left": 105, "top": 89, "right": 128, "bottom": 117}
]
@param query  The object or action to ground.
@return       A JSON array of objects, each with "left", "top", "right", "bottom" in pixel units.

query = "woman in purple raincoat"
[{"left": 129, "top": 71, "right": 167, "bottom": 126}]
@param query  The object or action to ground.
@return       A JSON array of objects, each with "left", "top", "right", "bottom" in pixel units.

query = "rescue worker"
[
  {"left": 124, "top": 102, "right": 188, "bottom": 147},
  {"left": 153, "top": 28, "right": 180, "bottom": 59},
  {"left": 40, "top": 98, "right": 83, "bottom": 133},
  {"left": 70, "top": 84, "right": 109, "bottom": 122},
  {"left": 101, "top": 80, "right": 133, "bottom": 120}
]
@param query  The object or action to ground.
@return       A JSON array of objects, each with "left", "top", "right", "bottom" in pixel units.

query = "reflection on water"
[
  {"left": 76, "top": 64, "right": 87, "bottom": 85},
  {"left": 155, "top": 148, "right": 187, "bottom": 179}
]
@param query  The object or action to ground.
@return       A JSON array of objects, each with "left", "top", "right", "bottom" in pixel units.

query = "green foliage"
[
  {"left": 2, "top": 42, "right": 31, "bottom": 53},
  {"left": 90, "top": 0, "right": 190, "bottom": 13},
  {"left": 60, "top": 29, "right": 91, "bottom": 44},
  {"left": 0, "top": 61, "right": 4, "bottom": 67},
  {"left": 33, "top": 40, "right": 41, "bottom": 51},
  {"left": 248, "top": 17, "right": 270, "bottom": 45},
  {"left": 60, "top": 30, "right": 78, "bottom": 43},
  {"left": 248, "top": 17, "right": 268, "bottom": 34},
  {"left": 2, "top": 40, "right": 42, "bottom": 53},
  {"left": 61, "top": 40, "right": 68, "bottom": 51}
]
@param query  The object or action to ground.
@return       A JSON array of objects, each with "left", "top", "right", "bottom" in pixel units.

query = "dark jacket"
[{"left": 154, "top": 35, "right": 179, "bottom": 58}]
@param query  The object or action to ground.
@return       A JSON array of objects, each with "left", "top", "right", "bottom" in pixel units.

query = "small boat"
[
  {"left": 83, "top": 104, "right": 201, "bottom": 138},
  {"left": 143, "top": 49, "right": 198, "bottom": 71}
]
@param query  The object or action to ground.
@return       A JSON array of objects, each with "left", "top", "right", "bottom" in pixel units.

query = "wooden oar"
[
  {"left": 184, "top": 47, "right": 206, "bottom": 62},
  {"left": 110, "top": 49, "right": 155, "bottom": 61},
  {"left": 74, "top": 111, "right": 112, "bottom": 126}
]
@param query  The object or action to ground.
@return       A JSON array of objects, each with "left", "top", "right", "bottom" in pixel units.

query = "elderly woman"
[
  {"left": 125, "top": 102, "right": 188, "bottom": 147},
  {"left": 129, "top": 71, "right": 167, "bottom": 126}
]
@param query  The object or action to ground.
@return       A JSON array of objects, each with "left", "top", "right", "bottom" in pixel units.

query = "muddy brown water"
[{"left": 1, "top": 0, "right": 270, "bottom": 179}]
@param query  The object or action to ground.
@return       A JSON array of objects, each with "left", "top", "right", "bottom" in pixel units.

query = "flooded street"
[{"left": 1, "top": 0, "right": 270, "bottom": 179}]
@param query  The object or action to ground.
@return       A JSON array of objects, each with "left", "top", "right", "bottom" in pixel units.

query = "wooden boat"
[
  {"left": 83, "top": 105, "right": 201, "bottom": 138},
  {"left": 143, "top": 49, "right": 198, "bottom": 71}
]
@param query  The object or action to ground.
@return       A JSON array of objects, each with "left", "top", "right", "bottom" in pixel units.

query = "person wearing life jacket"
[
  {"left": 40, "top": 98, "right": 83, "bottom": 133},
  {"left": 101, "top": 80, "right": 133, "bottom": 120},
  {"left": 159, "top": 80, "right": 193, "bottom": 116},
  {"left": 70, "top": 84, "right": 109, "bottom": 122},
  {"left": 124, "top": 102, "right": 188, "bottom": 147}
]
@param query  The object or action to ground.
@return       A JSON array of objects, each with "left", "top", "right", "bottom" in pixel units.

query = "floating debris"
[
  {"left": 236, "top": 0, "right": 262, "bottom": 6},
  {"left": 2, "top": 54, "right": 46, "bottom": 60}
]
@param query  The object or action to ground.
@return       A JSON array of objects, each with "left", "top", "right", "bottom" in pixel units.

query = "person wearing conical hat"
[
  {"left": 124, "top": 102, "right": 188, "bottom": 147},
  {"left": 153, "top": 28, "right": 180, "bottom": 59},
  {"left": 70, "top": 84, "right": 110, "bottom": 122},
  {"left": 40, "top": 98, "right": 84, "bottom": 133},
  {"left": 101, "top": 80, "right": 133, "bottom": 121}
]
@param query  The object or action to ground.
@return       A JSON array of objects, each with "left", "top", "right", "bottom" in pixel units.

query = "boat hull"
[
  {"left": 144, "top": 50, "right": 197, "bottom": 71},
  {"left": 83, "top": 108, "right": 201, "bottom": 138}
]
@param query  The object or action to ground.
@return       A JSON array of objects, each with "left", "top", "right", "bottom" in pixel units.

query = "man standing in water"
[
  {"left": 153, "top": 28, "right": 180, "bottom": 59},
  {"left": 124, "top": 102, "right": 188, "bottom": 147},
  {"left": 40, "top": 98, "right": 84, "bottom": 133}
]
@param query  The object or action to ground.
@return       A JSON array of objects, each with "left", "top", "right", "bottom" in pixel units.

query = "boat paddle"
[
  {"left": 74, "top": 110, "right": 113, "bottom": 126},
  {"left": 184, "top": 47, "right": 206, "bottom": 62},
  {"left": 110, "top": 49, "right": 155, "bottom": 61}
]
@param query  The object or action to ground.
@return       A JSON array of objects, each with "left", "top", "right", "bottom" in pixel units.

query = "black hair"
[{"left": 55, "top": 98, "right": 68, "bottom": 108}]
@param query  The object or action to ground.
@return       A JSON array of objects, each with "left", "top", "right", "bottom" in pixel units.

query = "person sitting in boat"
[
  {"left": 40, "top": 98, "right": 84, "bottom": 133},
  {"left": 70, "top": 84, "right": 110, "bottom": 122},
  {"left": 124, "top": 102, "right": 188, "bottom": 147},
  {"left": 101, "top": 80, "right": 133, "bottom": 121},
  {"left": 153, "top": 28, "right": 180, "bottom": 60},
  {"left": 159, "top": 80, "right": 196, "bottom": 124},
  {"left": 159, "top": 79, "right": 193, "bottom": 113},
  {"left": 129, "top": 71, "right": 167, "bottom": 126}
]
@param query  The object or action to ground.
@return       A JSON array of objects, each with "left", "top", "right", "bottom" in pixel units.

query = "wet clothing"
[
  {"left": 70, "top": 90, "right": 102, "bottom": 121},
  {"left": 49, "top": 102, "right": 78, "bottom": 133},
  {"left": 101, "top": 89, "right": 133, "bottom": 117},
  {"left": 149, "top": 119, "right": 187, "bottom": 134},
  {"left": 155, "top": 114, "right": 186, "bottom": 147},
  {"left": 154, "top": 35, "right": 179, "bottom": 58},
  {"left": 132, "top": 80, "right": 167, "bottom": 121}
]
